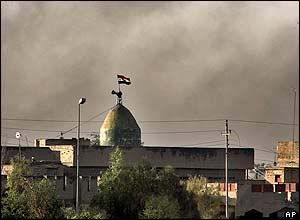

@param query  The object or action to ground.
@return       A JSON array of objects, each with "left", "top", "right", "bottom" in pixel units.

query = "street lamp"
[{"left": 76, "top": 97, "right": 86, "bottom": 212}]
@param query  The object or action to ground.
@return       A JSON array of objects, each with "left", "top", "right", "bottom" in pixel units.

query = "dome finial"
[
  {"left": 112, "top": 89, "right": 123, "bottom": 104},
  {"left": 111, "top": 74, "right": 132, "bottom": 105}
]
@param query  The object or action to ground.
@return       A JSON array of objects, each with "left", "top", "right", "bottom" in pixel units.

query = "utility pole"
[
  {"left": 292, "top": 88, "right": 296, "bottom": 166},
  {"left": 222, "top": 120, "right": 231, "bottom": 219}
]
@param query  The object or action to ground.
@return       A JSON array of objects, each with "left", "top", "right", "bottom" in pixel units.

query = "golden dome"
[{"left": 100, "top": 103, "right": 141, "bottom": 147}]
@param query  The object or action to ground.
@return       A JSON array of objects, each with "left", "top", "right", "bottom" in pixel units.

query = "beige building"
[
  {"left": 276, "top": 141, "right": 299, "bottom": 167},
  {"left": 235, "top": 141, "right": 299, "bottom": 218},
  {"left": 235, "top": 180, "right": 299, "bottom": 218}
]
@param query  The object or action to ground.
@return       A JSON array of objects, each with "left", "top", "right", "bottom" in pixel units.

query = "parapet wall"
[
  {"left": 78, "top": 146, "right": 254, "bottom": 169},
  {"left": 35, "top": 138, "right": 90, "bottom": 147},
  {"left": 1, "top": 146, "right": 60, "bottom": 165}
]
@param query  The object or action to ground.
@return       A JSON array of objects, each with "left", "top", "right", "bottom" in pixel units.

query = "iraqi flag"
[{"left": 117, "top": 74, "right": 131, "bottom": 85}]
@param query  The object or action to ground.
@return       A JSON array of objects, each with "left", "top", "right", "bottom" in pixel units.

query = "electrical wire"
[
  {"left": 255, "top": 158, "right": 275, "bottom": 163},
  {"left": 58, "top": 106, "right": 114, "bottom": 137},
  {"left": 142, "top": 129, "right": 222, "bottom": 134},
  {"left": 2, "top": 118, "right": 298, "bottom": 126},
  {"left": 1, "top": 127, "right": 223, "bottom": 135},
  {"left": 1, "top": 135, "right": 35, "bottom": 144}
]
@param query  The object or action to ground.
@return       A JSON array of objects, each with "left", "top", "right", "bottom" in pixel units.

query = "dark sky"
[{"left": 1, "top": 1, "right": 299, "bottom": 164}]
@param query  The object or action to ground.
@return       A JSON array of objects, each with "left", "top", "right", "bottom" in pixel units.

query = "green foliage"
[
  {"left": 27, "top": 178, "right": 64, "bottom": 219},
  {"left": 185, "top": 176, "right": 222, "bottom": 219},
  {"left": 63, "top": 207, "right": 106, "bottom": 219},
  {"left": 7, "top": 156, "right": 31, "bottom": 192},
  {"left": 1, "top": 156, "right": 63, "bottom": 219},
  {"left": 1, "top": 189, "right": 30, "bottom": 219},
  {"left": 91, "top": 148, "right": 199, "bottom": 219},
  {"left": 140, "top": 195, "right": 180, "bottom": 219},
  {"left": 90, "top": 134, "right": 100, "bottom": 146},
  {"left": 2, "top": 156, "right": 32, "bottom": 219}
]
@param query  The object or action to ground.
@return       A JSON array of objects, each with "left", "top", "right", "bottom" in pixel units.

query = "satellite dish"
[{"left": 16, "top": 132, "right": 21, "bottom": 139}]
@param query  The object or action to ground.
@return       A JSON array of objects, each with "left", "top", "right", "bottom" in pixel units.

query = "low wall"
[{"left": 78, "top": 146, "right": 254, "bottom": 169}]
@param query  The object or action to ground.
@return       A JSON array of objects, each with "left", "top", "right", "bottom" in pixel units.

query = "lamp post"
[{"left": 76, "top": 98, "right": 86, "bottom": 212}]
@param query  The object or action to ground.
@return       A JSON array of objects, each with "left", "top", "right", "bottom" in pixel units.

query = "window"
[
  {"left": 252, "top": 184, "right": 262, "bottom": 192},
  {"left": 285, "top": 183, "right": 296, "bottom": 192},
  {"left": 275, "top": 175, "right": 282, "bottom": 183},
  {"left": 263, "top": 184, "right": 273, "bottom": 192},
  {"left": 275, "top": 184, "right": 285, "bottom": 192}
]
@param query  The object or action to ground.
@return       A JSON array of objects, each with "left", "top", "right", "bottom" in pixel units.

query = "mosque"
[{"left": 1, "top": 87, "right": 254, "bottom": 205}]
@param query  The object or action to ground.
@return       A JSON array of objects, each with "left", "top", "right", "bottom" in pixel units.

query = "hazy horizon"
[{"left": 1, "top": 1, "right": 299, "bottom": 164}]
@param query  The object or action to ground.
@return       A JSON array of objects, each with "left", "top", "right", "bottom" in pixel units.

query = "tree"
[
  {"left": 140, "top": 195, "right": 180, "bottom": 219},
  {"left": 2, "top": 156, "right": 32, "bottom": 219},
  {"left": 91, "top": 148, "right": 199, "bottom": 219},
  {"left": 1, "top": 156, "right": 63, "bottom": 219},
  {"left": 90, "top": 134, "right": 100, "bottom": 146},
  {"left": 27, "top": 178, "right": 64, "bottom": 219},
  {"left": 63, "top": 207, "right": 106, "bottom": 219},
  {"left": 185, "top": 176, "right": 222, "bottom": 219}
]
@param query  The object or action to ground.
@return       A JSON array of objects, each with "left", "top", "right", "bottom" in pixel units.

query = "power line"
[
  {"left": 58, "top": 106, "right": 114, "bottom": 137},
  {"left": 255, "top": 158, "right": 274, "bottom": 163},
  {"left": 2, "top": 118, "right": 86, "bottom": 123},
  {"left": 1, "top": 118, "right": 224, "bottom": 123},
  {"left": 142, "top": 129, "right": 222, "bottom": 134},
  {"left": 2, "top": 127, "right": 69, "bottom": 133},
  {"left": 2, "top": 118, "right": 298, "bottom": 126},
  {"left": 1, "top": 142, "right": 19, "bottom": 146},
  {"left": 179, "top": 139, "right": 226, "bottom": 147},
  {"left": 0, "top": 132, "right": 282, "bottom": 155},
  {"left": 1, "top": 127, "right": 223, "bottom": 135},
  {"left": 1, "top": 135, "right": 35, "bottom": 144},
  {"left": 230, "top": 144, "right": 277, "bottom": 154},
  {"left": 140, "top": 119, "right": 224, "bottom": 123},
  {"left": 157, "top": 139, "right": 239, "bottom": 147},
  {"left": 228, "top": 119, "right": 298, "bottom": 126}
]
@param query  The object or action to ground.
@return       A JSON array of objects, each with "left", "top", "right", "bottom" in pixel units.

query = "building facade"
[
  {"left": 235, "top": 141, "right": 299, "bottom": 218},
  {"left": 1, "top": 102, "right": 254, "bottom": 207}
]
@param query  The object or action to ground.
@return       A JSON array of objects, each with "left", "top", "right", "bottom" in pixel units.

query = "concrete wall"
[
  {"left": 265, "top": 168, "right": 284, "bottom": 183},
  {"left": 1, "top": 163, "right": 98, "bottom": 206},
  {"left": 77, "top": 146, "right": 254, "bottom": 169},
  {"left": 35, "top": 138, "right": 90, "bottom": 147},
  {"left": 175, "top": 168, "right": 246, "bottom": 181},
  {"left": 276, "top": 141, "right": 299, "bottom": 167},
  {"left": 47, "top": 145, "right": 74, "bottom": 166},
  {"left": 1, "top": 146, "right": 60, "bottom": 164},
  {"left": 264, "top": 167, "right": 299, "bottom": 184},
  {"left": 284, "top": 167, "right": 299, "bottom": 183}
]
